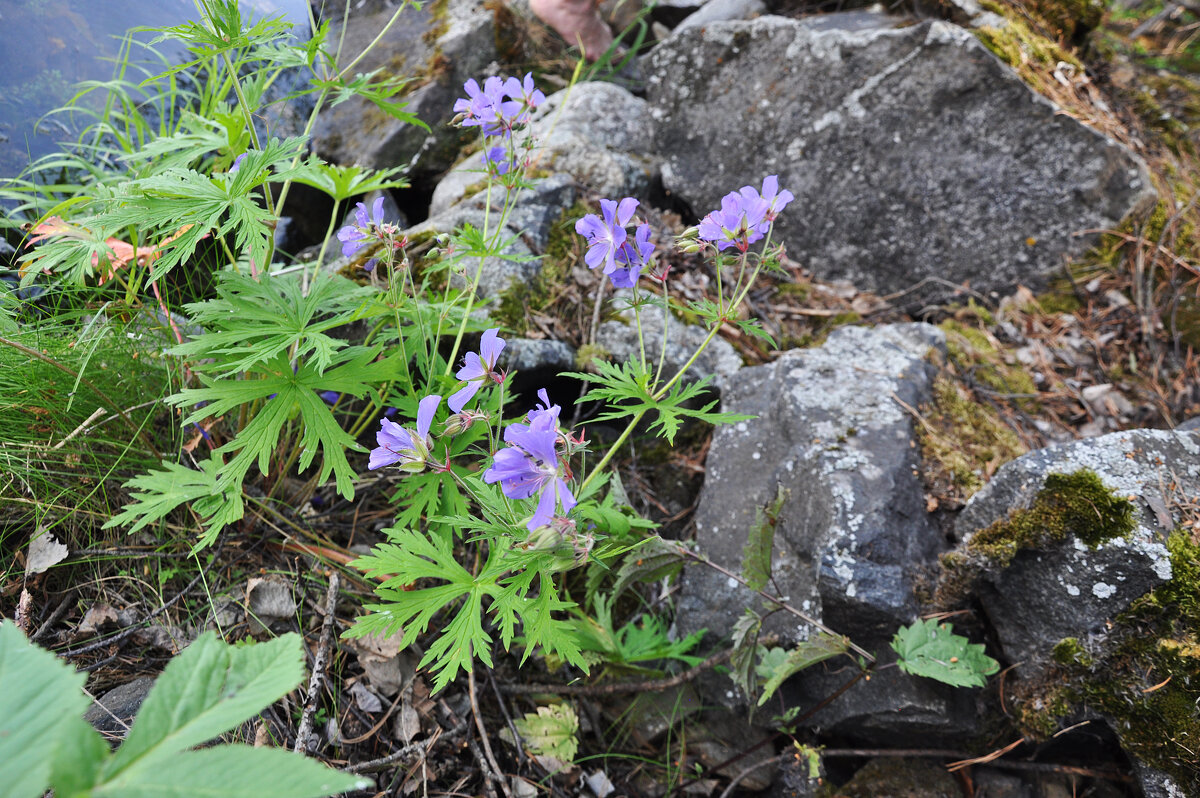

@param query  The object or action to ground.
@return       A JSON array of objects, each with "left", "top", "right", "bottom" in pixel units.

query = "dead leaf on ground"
[
  {"left": 246, "top": 576, "right": 297, "bottom": 620},
  {"left": 131, "top": 624, "right": 190, "bottom": 653},
  {"left": 349, "top": 680, "right": 384, "bottom": 713},
  {"left": 77, "top": 604, "right": 121, "bottom": 637},
  {"left": 344, "top": 632, "right": 418, "bottom": 697},
  {"left": 26, "top": 528, "right": 69, "bottom": 576}
]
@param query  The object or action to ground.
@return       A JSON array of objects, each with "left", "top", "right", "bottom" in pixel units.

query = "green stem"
[{"left": 444, "top": 177, "right": 494, "bottom": 376}]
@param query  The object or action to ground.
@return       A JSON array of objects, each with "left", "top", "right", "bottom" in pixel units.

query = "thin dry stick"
[
  {"left": 468, "top": 668, "right": 512, "bottom": 798},
  {"left": 344, "top": 722, "right": 462, "bottom": 774},
  {"left": 717, "top": 754, "right": 790, "bottom": 798},
  {"left": 32, "top": 590, "right": 75, "bottom": 642},
  {"left": 294, "top": 572, "right": 340, "bottom": 754},
  {"left": 499, "top": 634, "right": 779, "bottom": 696}
]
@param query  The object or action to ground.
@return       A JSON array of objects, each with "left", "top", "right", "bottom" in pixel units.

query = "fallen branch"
[{"left": 294, "top": 572, "right": 339, "bottom": 754}]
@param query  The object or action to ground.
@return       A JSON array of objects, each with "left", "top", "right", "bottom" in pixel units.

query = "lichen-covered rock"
[
  {"left": 677, "top": 323, "right": 946, "bottom": 650},
  {"left": 429, "top": 82, "right": 658, "bottom": 216},
  {"left": 954, "top": 428, "right": 1199, "bottom": 673},
  {"left": 311, "top": 0, "right": 496, "bottom": 176},
  {"left": 644, "top": 14, "right": 1155, "bottom": 304},
  {"left": 403, "top": 174, "right": 578, "bottom": 299}
]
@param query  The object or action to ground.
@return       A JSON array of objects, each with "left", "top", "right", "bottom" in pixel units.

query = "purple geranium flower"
[
  {"left": 750, "top": 174, "right": 794, "bottom": 221},
  {"left": 503, "top": 72, "right": 545, "bottom": 116},
  {"left": 698, "top": 190, "right": 770, "bottom": 252},
  {"left": 576, "top": 197, "right": 638, "bottom": 275},
  {"left": 482, "top": 145, "right": 511, "bottom": 176},
  {"left": 337, "top": 196, "right": 386, "bottom": 258},
  {"left": 228, "top": 152, "right": 248, "bottom": 175},
  {"left": 448, "top": 328, "right": 506, "bottom": 414},
  {"left": 484, "top": 390, "right": 576, "bottom": 531},
  {"left": 609, "top": 223, "right": 654, "bottom": 288},
  {"left": 454, "top": 76, "right": 522, "bottom": 137},
  {"left": 368, "top": 394, "right": 442, "bottom": 472}
]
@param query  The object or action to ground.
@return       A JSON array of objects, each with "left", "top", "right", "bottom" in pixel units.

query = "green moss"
[
  {"left": 974, "top": 15, "right": 1083, "bottom": 71},
  {"left": 1014, "top": 684, "right": 1074, "bottom": 738},
  {"left": 1061, "top": 533, "right": 1200, "bottom": 788},
  {"left": 774, "top": 282, "right": 810, "bottom": 301},
  {"left": 492, "top": 200, "right": 589, "bottom": 333},
  {"left": 917, "top": 376, "right": 1026, "bottom": 502},
  {"left": 970, "top": 470, "right": 1136, "bottom": 564},
  {"left": 934, "top": 470, "right": 1136, "bottom": 609},
  {"left": 1051, "top": 637, "right": 1094, "bottom": 668},
  {"left": 939, "top": 319, "right": 1040, "bottom": 406}
]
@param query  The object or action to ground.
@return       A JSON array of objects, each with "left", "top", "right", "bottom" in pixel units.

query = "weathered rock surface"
[
  {"left": 312, "top": 0, "right": 496, "bottom": 175},
  {"left": 405, "top": 173, "right": 578, "bottom": 299},
  {"left": 644, "top": 15, "right": 1155, "bottom": 303},
  {"left": 84, "top": 676, "right": 154, "bottom": 733},
  {"left": 430, "top": 82, "right": 658, "bottom": 216},
  {"left": 956, "top": 428, "right": 1198, "bottom": 672},
  {"left": 677, "top": 324, "right": 945, "bottom": 648}
]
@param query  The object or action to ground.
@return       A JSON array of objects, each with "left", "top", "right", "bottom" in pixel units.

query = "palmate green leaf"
[
  {"left": 891, "top": 618, "right": 1000, "bottom": 688},
  {"left": 171, "top": 271, "right": 377, "bottom": 376},
  {"left": 757, "top": 634, "right": 851, "bottom": 706},
  {"left": 0, "top": 622, "right": 101, "bottom": 798},
  {"left": 742, "top": 485, "right": 788, "bottom": 592},
  {"left": 512, "top": 704, "right": 579, "bottom": 764},
  {"left": 316, "top": 69, "right": 427, "bottom": 130},
  {"left": 573, "top": 595, "right": 704, "bottom": 670},
  {"left": 173, "top": 347, "right": 395, "bottom": 500},
  {"left": 93, "top": 745, "right": 369, "bottom": 798},
  {"left": 348, "top": 527, "right": 497, "bottom": 693},
  {"left": 103, "top": 456, "right": 243, "bottom": 548},
  {"left": 286, "top": 160, "right": 409, "bottom": 202}
]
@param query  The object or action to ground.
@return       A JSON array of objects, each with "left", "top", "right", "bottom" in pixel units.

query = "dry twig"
[{"left": 294, "top": 571, "right": 339, "bottom": 754}]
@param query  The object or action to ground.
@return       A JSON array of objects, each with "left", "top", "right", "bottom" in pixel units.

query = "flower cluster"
[
  {"left": 484, "top": 389, "right": 577, "bottom": 531},
  {"left": 453, "top": 73, "right": 545, "bottom": 178},
  {"left": 575, "top": 197, "right": 656, "bottom": 288},
  {"left": 336, "top": 196, "right": 404, "bottom": 272},
  {"left": 697, "top": 175, "right": 794, "bottom": 253}
]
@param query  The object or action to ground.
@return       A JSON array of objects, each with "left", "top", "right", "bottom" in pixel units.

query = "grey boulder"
[
  {"left": 955, "top": 428, "right": 1198, "bottom": 673},
  {"left": 430, "top": 82, "right": 658, "bottom": 215},
  {"left": 312, "top": 0, "right": 496, "bottom": 175},
  {"left": 644, "top": 15, "right": 1155, "bottom": 304},
  {"left": 676, "top": 323, "right": 946, "bottom": 649}
]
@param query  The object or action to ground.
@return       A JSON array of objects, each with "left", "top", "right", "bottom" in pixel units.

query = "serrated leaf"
[
  {"left": 0, "top": 622, "right": 100, "bottom": 798},
  {"left": 512, "top": 704, "right": 579, "bottom": 764},
  {"left": 729, "top": 609, "right": 763, "bottom": 700},
  {"left": 891, "top": 618, "right": 999, "bottom": 688},
  {"left": 103, "top": 632, "right": 305, "bottom": 778},
  {"left": 104, "top": 456, "right": 242, "bottom": 548},
  {"left": 611, "top": 536, "right": 689, "bottom": 599},
  {"left": 94, "top": 745, "right": 370, "bottom": 798},
  {"left": 757, "top": 634, "right": 850, "bottom": 706},
  {"left": 742, "top": 485, "right": 787, "bottom": 592}
]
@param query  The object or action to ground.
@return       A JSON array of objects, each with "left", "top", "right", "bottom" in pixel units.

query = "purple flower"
[
  {"left": 609, "top": 223, "right": 654, "bottom": 288},
  {"left": 575, "top": 197, "right": 638, "bottom": 275},
  {"left": 229, "top": 152, "right": 248, "bottom": 175},
  {"left": 448, "top": 328, "right": 506, "bottom": 414},
  {"left": 482, "top": 145, "right": 511, "bottom": 176},
  {"left": 698, "top": 190, "right": 770, "bottom": 252},
  {"left": 503, "top": 72, "right": 545, "bottom": 114},
  {"left": 484, "top": 389, "right": 575, "bottom": 531},
  {"left": 751, "top": 174, "right": 793, "bottom": 220},
  {"left": 368, "top": 394, "right": 442, "bottom": 472},
  {"left": 454, "top": 76, "right": 522, "bottom": 137},
  {"left": 337, "top": 196, "right": 386, "bottom": 258},
  {"left": 319, "top": 390, "right": 340, "bottom": 404}
]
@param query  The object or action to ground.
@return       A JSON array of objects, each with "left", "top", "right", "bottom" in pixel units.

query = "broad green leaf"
[
  {"left": 94, "top": 745, "right": 369, "bottom": 798},
  {"left": 104, "top": 632, "right": 304, "bottom": 778},
  {"left": 729, "top": 609, "right": 763, "bottom": 700},
  {"left": 757, "top": 634, "right": 851, "bottom": 706},
  {"left": 0, "top": 622, "right": 98, "bottom": 798},
  {"left": 512, "top": 704, "right": 579, "bottom": 764},
  {"left": 891, "top": 618, "right": 999, "bottom": 688},
  {"left": 742, "top": 485, "right": 787, "bottom": 592}
]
